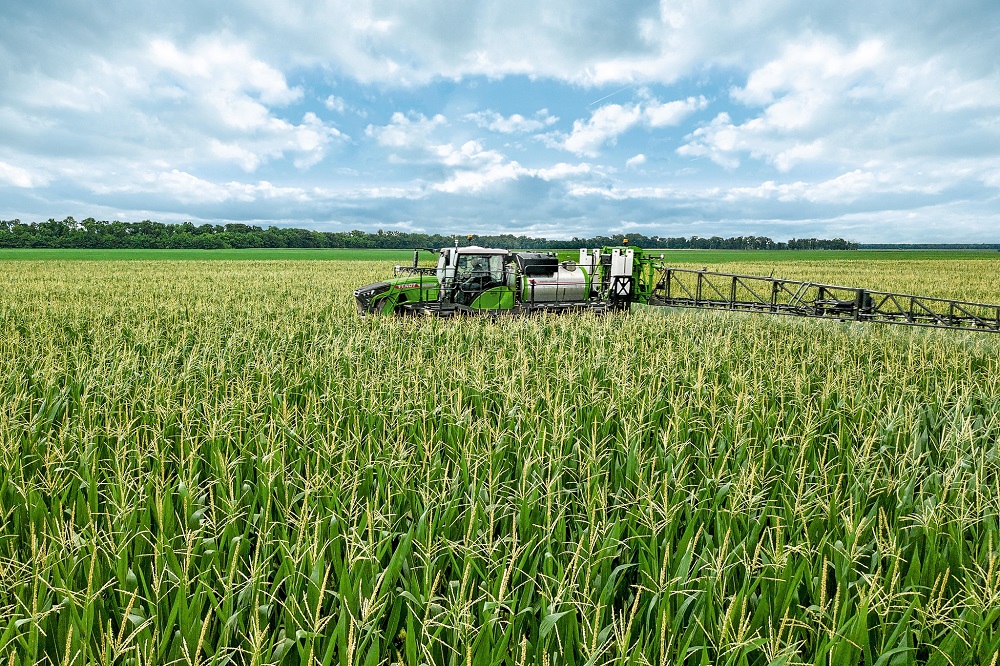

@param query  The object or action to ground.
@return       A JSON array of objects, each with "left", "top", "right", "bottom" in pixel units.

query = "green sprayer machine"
[{"left": 354, "top": 244, "right": 1000, "bottom": 332}]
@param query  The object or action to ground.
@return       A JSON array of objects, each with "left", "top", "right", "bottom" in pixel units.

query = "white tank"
[{"left": 514, "top": 253, "right": 592, "bottom": 303}]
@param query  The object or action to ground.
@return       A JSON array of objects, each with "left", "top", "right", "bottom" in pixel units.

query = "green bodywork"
[
  {"left": 367, "top": 275, "right": 440, "bottom": 315},
  {"left": 363, "top": 275, "right": 516, "bottom": 314},
  {"left": 469, "top": 287, "right": 516, "bottom": 310},
  {"left": 628, "top": 247, "right": 657, "bottom": 303}
]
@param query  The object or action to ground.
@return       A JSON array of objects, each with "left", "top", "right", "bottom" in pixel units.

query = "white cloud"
[
  {"left": 204, "top": 112, "right": 344, "bottom": 172},
  {"left": 342, "top": 185, "right": 422, "bottom": 200},
  {"left": 644, "top": 97, "right": 708, "bottom": 127},
  {"left": 0, "top": 161, "right": 47, "bottom": 188},
  {"left": 92, "top": 168, "right": 315, "bottom": 206},
  {"left": 983, "top": 170, "right": 1000, "bottom": 189},
  {"left": 130, "top": 169, "right": 233, "bottom": 204},
  {"left": 289, "top": 112, "right": 345, "bottom": 168},
  {"left": 146, "top": 36, "right": 302, "bottom": 134},
  {"left": 432, "top": 159, "right": 593, "bottom": 194},
  {"left": 210, "top": 141, "right": 262, "bottom": 172},
  {"left": 732, "top": 38, "right": 885, "bottom": 106},
  {"left": 149, "top": 37, "right": 301, "bottom": 107},
  {"left": 676, "top": 113, "right": 742, "bottom": 168},
  {"left": 678, "top": 37, "right": 895, "bottom": 171},
  {"left": 324, "top": 95, "right": 346, "bottom": 113},
  {"left": 721, "top": 169, "right": 945, "bottom": 205},
  {"left": 366, "top": 116, "right": 520, "bottom": 181},
  {"left": 166, "top": 171, "right": 239, "bottom": 203},
  {"left": 465, "top": 110, "right": 558, "bottom": 134},
  {"left": 561, "top": 104, "right": 642, "bottom": 156},
  {"left": 367, "top": 112, "right": 447, "bottom": 150},
  {"left": 434, "top": 140, "right": 505, "bottom": 168},
  {"left": 0, "top": 34, "right": 347, "bottom": 176},
  {"left": 626, "top": 154, "right": 646, "bottom": 168},
  {"left": 433, "top": 162, "right": 524, "bottom": 193},
  {"left": 679, "top": 34, "right": 1000, "bottom": 182},
  {"left": 536, "top": 163, "right": 594, "bottom": 180},
  {"left": 566, "top": 184, "right": 680, "bottom": 200},
  {"left": 225, "top": 180, "right": 311, "bottom": 202},
  {"left": 561, "top": 96, "right": 706, "bottom": 156}
]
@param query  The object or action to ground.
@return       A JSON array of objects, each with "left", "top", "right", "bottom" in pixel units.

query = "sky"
[{"left": 1, "top": 1, "right": 999, "bottom": 243}]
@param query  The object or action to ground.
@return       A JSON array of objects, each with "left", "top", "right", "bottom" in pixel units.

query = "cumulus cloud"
[
  {"left": 434, "top": 140, "right": 505, "bottom": 168},
  {"left": 677, "top": 37, "right": 894, "bottom": 171},
  {"left": 732, "top": 38, "right": 885, "bottom": 107},
  {"left": 91, "top": 169, "right": 232, "bottom": 204},
  {"left": 0, "top": 161, "right": 47, "bottom": 188},
  {"left": 433, "top": 160, "right": 593, "bottom": 194},
  {"left": 92, "top": 168, "right": 316, "bottom": 207},
  {"left": 560, "top": 96, "right": 706, "bottom": 156},
  {"left": 364, "top": 113, "right": 577, "bottom": 195},
  {"left": 204, "top": 112, "right": 344, "bottom": 172},
  {"left": 465, "top": 110, "right": 559, "bottom": 134},
  {"left": 324, "top": 95, "right": 347, "bottom": 113},
  {"left": 365, "top": 115, "right": 525, "bottom": 189},
  {"left": 366, "top": 112, "right": 447, "bottom": 150},
  {"left": 432, "top": 162, "right": 525, "bottom": 193},
  {"left": 149, "top": 37, "right": 301, "bottom": 107},
  {"left": 560, "top": 104, "right": 642, "bottom": 156},
  {"left": 678, "top": 34, "right": 1000, "bottom": 182},
  {"left": 140, "top": 37, "right": 346, "bottom": 170},
  {"left": 645, "top": 98, "right": 709, "bottom": 127}
]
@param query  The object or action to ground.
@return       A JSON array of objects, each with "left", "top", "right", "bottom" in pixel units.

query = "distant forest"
[
  {"left": 859, "top": 243, "right": 1000, "bottom": 250},
  {"left": 0, "top": 217, "right": 860, "bottom": 250}
]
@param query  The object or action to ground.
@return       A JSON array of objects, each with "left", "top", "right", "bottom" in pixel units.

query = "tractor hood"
[
  {"left": 353, "top": 274, "right": 438, "bottom": 315},
  {"left": 353, "top": 281, "right": 393, "bottom": 315}
]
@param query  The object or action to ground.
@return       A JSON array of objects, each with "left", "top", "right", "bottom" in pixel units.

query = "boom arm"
[{"left": 650, "top": 266, "right": 1000, "bottom": 333}]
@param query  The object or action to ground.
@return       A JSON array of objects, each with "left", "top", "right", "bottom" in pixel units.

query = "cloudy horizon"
[{"left": 2, "top": 1, "right": 999, "bottom": 243}]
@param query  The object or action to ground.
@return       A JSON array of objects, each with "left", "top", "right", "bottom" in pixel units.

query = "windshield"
[{"left": 456, "top": 254, "right": 504, "bottom": 282}]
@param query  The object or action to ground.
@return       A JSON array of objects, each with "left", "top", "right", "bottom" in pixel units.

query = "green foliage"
[
  {"left": 1, "top": 259, "right": 999, "bottom": 665},
  {"left": 0, "top": 217, "right": 861, "bottom": 251},
  {"left": 1, "top": 247, "right": 995, "bottom": 265},
  {"left": 0, "top": 248, "right": 421, "bottom": 262}
]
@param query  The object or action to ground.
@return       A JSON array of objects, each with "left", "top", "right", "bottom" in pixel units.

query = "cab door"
[
  {"left": 470, "top": 287, "right": 514, "bottom": 310},
  {"left": 468, "top": 255, "right": 514, "bottom": 310}
]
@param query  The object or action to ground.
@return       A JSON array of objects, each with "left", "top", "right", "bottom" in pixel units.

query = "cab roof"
[{"left": 452, "top": 245, "right": 510, "bottom": 255}]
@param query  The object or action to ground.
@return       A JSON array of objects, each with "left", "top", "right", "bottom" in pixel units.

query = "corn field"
[{"left": 2, "top": 258, "right": 1000, "bottom": 665}]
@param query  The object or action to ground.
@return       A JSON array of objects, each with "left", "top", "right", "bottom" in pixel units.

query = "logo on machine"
[{"left": 394, "top": 283, "right": 420, "bottom": 289}]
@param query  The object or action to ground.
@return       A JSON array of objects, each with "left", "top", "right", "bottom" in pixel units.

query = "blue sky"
[{"left": 2, "top": 1, "right": 999, "bottom": 242}]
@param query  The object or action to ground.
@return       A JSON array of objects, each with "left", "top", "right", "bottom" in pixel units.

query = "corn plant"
[{"left": 1, "top": 257, "right": 999, "bottom": 665}]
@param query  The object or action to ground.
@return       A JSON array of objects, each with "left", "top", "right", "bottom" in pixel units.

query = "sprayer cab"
[{"left": 435, "top": 246, "right": 512, "bottom": 306}]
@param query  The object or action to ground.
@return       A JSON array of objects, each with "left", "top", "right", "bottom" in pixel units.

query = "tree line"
[
  {"left": 0, "top": 217, "right": 860, "bottom": 250},
  {"left": 859, "top": 243, "right": 1000, "bottom": 250}
]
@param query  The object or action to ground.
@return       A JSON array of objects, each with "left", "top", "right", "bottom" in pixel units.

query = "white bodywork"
[
  {"left": 610, "top": 248, "right": 634, "bottom": 295},
  {"left": 578, "top": 249, "right": 599, "bottom": 275}
]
